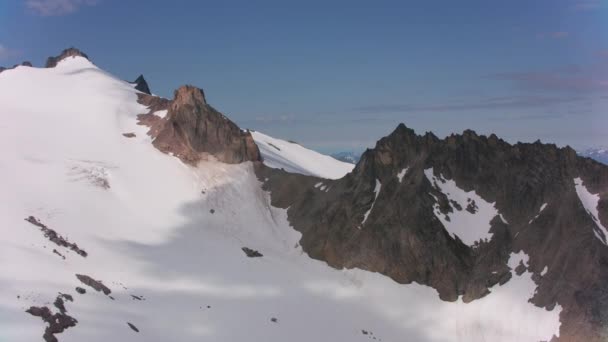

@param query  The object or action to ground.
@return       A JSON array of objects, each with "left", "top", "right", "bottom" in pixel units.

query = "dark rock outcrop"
[
  {"left": 132, "top": 74, "right": 151, "bottom": 94},
  {"left": 25, "top": 216, "right": 88, "bottom": 257},
  {"left": 26, "top": 294, "right": 78, "bottom": 342},
  {"left": 139, "top": 85, "right": 260, "bottom": 164},
  {"left": 127, "top": 322, "right": 139, "bottom": 332},
  {"left": 257, "top": 123, "right": 608, "bottom": 342},
  {"left": 75, "top": 274, "right": 111, "bottom": 295},
  {"left": 242, "top": 247, "right": 263, "bottom": 258},
  {"left": 45, "top": 48, "right": 89, "bottom": 68}
]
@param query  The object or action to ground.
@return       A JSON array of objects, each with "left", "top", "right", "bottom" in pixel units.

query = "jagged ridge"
[{"left": 258, "top": 123, "right": 608, "bottom": 342}]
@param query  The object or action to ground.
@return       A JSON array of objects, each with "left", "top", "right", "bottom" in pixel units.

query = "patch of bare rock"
[
  {"left": 242, "top": 247, "right": 263, "bottom": 258},
  {"left": 45, "top": 47, "right": 89, "bottom": 68},
  {"left": 26, "top": 293, "right": 77, "bottom": 342},
  {"left": 127, "top": 322, "right": 139, "bottom": 333},
  {"left": 75, "top": 274, "right": 111, "bottom": 296},
  {"left": 25, "top": 216, "right": 88, "bottom": 257},
  {"left": 138, "top": 85, "right": 260, "bottom": 164}
]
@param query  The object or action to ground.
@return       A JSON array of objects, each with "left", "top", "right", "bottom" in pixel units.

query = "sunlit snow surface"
[
  {"left": 251, "top": 131, "right": 354, "bottom": 179},
  {"left": 574, "top": 177, "right": 608, "bottom": 245},
  {"left": 0, "top": 58, "right": 560, "bottom": 341}
]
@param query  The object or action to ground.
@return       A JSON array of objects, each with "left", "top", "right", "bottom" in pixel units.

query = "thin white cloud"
[
  {"left": 25, "top": 0, "right": 99, "bottom": 16},
  {"left": 571, "top": 0, "right": 603, "bottom": 11},
  {"left": 0, "top": 44, "right": 20, "bottom": 60}
]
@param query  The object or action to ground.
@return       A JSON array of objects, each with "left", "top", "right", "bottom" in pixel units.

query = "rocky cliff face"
[
  {"left": 257, "top": 123, "right": 608, "bottom": 342},
  {"left": 138, "top": 85, "right": 260, "bottom": 164}
]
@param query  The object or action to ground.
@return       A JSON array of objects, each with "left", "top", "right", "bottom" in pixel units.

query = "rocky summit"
[
  {"left": 140, "top": 85, "right": 260, "bottom": 164},
  {"left": 45, "top": 47, "right": 90, "bottom": 68}
]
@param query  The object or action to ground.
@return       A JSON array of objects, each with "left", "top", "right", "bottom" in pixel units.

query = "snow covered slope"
[
  {"left": 0, "top": 56, "right": 561, "bottom": 342},
  {"left": 251, "top": 131, "right": 354, "bottom": 179}
]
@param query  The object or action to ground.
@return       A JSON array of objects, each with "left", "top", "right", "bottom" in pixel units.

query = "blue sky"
[{"left": 1, "top": 0, "right": 607, "bottom": 153}]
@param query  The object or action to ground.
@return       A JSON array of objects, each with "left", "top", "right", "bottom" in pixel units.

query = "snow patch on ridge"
[
  {"left": 508, "top": 251, "right": 529, "bottom": 270},
  {"left": 541, "top": 266, "right": 548, "bottom": 276},
  {"left": 574, "top": 177, "right": 608, "bottom": 245},
  {"left": 361, "top": 179, "right": 381, "bottom": 226},
  {"left": 251, "top": 131, "right": 354, "bottom": 180},
  {"left": 424, "top": 168, "right": 501, "bottom": 246},
  {"left": 397, "top": 167, "right": 409, "bottom": 183},
  {"left": 529, "top": 203, "right": 548, "bottom": 224},
  {"left": 153, "top": 109, "right": 168, "bottom": 118}
]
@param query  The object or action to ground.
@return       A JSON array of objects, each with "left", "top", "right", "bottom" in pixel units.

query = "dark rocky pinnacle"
[
  {"left": 133, "top": 74, "right": 151, "bottom": 95},
  {"left": 45, "top": 47, "right": 90, "bottom": 68}
]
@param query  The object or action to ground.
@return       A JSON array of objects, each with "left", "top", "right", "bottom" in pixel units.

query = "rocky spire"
[
  {"left": 45, "top": 47, "right": 90, "bottom": 68},
  {"left": 133, "top": 74, "right": 151, "bottom": 95},
  {"left": 150, "top": 85, "right": 260, "bottom": 164}
]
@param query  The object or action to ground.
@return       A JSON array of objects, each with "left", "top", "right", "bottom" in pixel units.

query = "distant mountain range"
[
  {"left": 334, "top": 148, "right": 608, "bottom": 166},
  {"left": 579, "top": 147, "right": 608, "bottom": 165},
  {"left": 331, "top": 151, "right": 361, "bottom": 164}
]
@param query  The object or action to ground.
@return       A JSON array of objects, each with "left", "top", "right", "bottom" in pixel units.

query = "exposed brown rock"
[
  {"left": 25, "top": 216, "right": 88, "bottom": 257},
  {"left": 242, "top": 247, "right": 263, "bottom": 258},
  {"left": 75, "top": 274, "right": 111, "bottom": 296},
  {"left": 52, "top": 249, "right": 66, "bottom": 260},
  {"left": 122, "top": 132, "right": 136, "bottom": 138},
  {"left": 136, "top": 93, "right": 170, "bottom": 138},
  {"left": 45, "top": 47, "right": 89, "bottom": 68},
  {"left": 257, "top": 123, "right": 608, "bottom": 341},
  {"left": 127, "top": 322, "right": 139, "bottom": 332},
  {"left": 139, "top": 85, "right": 260, "bottom": 164},
  {"left": 26, "top": 294, "right": 78, "bottom": 342}
]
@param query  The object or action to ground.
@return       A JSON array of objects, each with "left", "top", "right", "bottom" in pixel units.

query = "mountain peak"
[
  {"left": 45, "top": 47, "right": 90, "bottom": 68},
  {"left": 389, "top": 123, "right": 416, "bottom": 138},
  {"left": 144, "top": 84, "right": 260, "bottom": 164},
  {"left": 172, "top": 85, "right": 207, "bottom": 106},
  {"left": 132, "top": 74, "right": 151, "bottom": 95}
]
